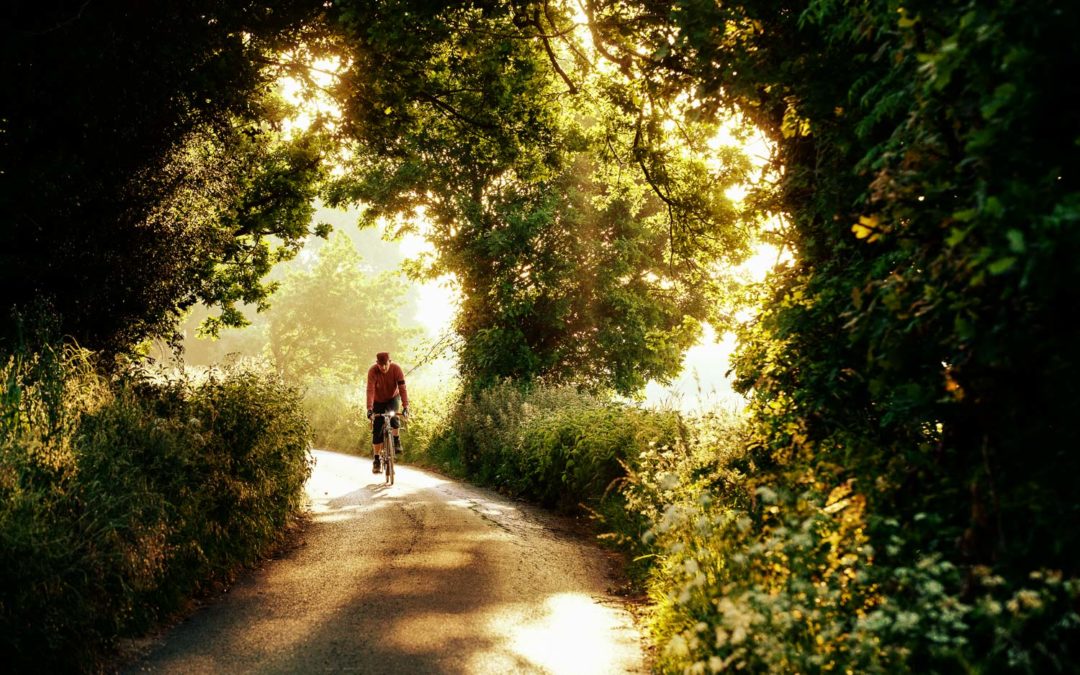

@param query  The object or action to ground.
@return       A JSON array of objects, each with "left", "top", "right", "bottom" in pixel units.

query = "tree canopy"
[
  {"left": 3, "top": 0, "right": 755, "bottom": 397},
  {"left": 323, "top": 0, "right": 756, "bottom": 393},
  {"left": 1, "top": 0, "right": 334, "bottom": 352}
]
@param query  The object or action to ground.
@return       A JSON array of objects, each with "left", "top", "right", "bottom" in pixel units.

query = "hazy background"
[{"left": 178, "top": 204, "right": 753, "bottom": 435}]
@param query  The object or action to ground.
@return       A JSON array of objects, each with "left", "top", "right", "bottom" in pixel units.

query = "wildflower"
[
  {"left": 716, "top": 627, "right": 729, "bottom": 647},
  {"left": 755, "top": 485, "right": 778, "bottom": 503},
  {"left": 1015, "top": 589, "right": 1042, "bottom": 611},
  {"left": 895, "top": 611, "right": 920, "bottom": 630},
  {"left": 731, "top": 625, "right": 747, "bottom": 644},
  {"left": 923, "top": 579, "right": 944, "bottom": 595},
  {"left": 658, "top": 472, "right": 679, "bottom": 491},
  {"left": 666, "top": 634, "right": 690, "bottom": 657}
]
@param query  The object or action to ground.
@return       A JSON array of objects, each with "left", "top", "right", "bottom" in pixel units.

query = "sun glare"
[
  {"left": 277, "top": 55, "right": 346, "bottom": 138},
  {"left": 390, "top": 213, "right": 461, "bottom": 339}
]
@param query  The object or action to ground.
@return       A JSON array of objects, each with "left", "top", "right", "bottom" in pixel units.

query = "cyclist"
[{"left": 366, "top": 351, "right": 409, "bottom": 473}]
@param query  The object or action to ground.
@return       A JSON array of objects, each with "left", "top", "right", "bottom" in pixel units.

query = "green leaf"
[
  {"left": 1006, "top": 229, "right": 1025, "bottom": 253},
  {"left": 988, "top": 257, "right": 1016, "bottom": 275},
  {"left": 945, "top": 227, "right": 969, "bottom": 247},
  {"left": 981, "top": 83, "right": 1017, "bottom": 120}
]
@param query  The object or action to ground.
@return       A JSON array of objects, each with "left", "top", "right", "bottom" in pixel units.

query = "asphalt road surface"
[{"left": 121, "top": 449, "right": 649, "bottom": 674}]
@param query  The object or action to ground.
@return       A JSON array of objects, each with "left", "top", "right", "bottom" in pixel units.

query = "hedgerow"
[{"left": 0, "top": 345, "right": 312, "bottom": 672}]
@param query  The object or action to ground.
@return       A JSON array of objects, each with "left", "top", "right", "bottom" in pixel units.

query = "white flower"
[
  {"left": 666, "top": 634, "right": 690, "bottom": 657},
  {"left": 755, "top": 485, "right": 778, "bottom": 503},
  {"left": 658, "top": 471, "right": 679, "bottom": 491},
  {"left": 731, "top": 625, "right": 747, "bottom": 644},
  {"left": 715, "top": 627, "right": 729, "bottom": 647},
  {"left": 895, "top": 611, "right": 920, "bottom": 630},
  {"left": 1015, "top": 589, "right": 1043, "bottom": 611}
]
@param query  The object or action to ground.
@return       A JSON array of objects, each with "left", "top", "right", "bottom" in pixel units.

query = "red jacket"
[{"left": 366, "top": 362, "right": 408, "bottom": 409}]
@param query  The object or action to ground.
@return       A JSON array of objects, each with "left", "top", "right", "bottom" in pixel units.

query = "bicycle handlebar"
[{"left": 369, "top": 409, "right": 408, "bottom": 426}]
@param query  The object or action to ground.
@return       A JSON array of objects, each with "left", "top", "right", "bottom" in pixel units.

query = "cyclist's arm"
[
  {"left": 365, "top": 367, "right": 376, "bottom": 410},
  {"left": 394, "top": 364, "right": 409, "bottom": 409}
]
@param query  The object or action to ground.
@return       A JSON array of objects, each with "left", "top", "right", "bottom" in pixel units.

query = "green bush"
[
  {"left": 413, "top": 381, "right": 678, "bottom": 513},
  {"left": 620, "top": 416, "right": 1080, "bottom": 673},
  {"left": 0, "top": 346, "right": 312, "bottom": 672},
  {"left": 301, "top": 380, "right": 366, "bottom": 454},
  {"left": 395, "top": 375, "right": 1080, "bottom": 672}
]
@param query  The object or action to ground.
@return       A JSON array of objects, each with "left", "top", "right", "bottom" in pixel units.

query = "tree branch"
[{"left": 528, "top": 8, "right": 578, "bottom": 95}]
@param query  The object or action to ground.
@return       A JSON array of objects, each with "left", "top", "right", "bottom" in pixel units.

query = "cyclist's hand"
[
  {"left": 366, "top": 408, "right": 374, "bottom": 420},
  {"left": 402, "top": 406, "right": 410, "bottom": 418}
]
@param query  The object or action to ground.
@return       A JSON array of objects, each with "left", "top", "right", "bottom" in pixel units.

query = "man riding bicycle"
[{"left": 367, "top": 351, "right": 409, "bottom": 474}]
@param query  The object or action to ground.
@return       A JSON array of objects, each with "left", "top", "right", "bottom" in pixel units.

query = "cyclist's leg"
[
  {"left": 371, "top": 401, "right": 388, "bottom": 472},
  {"left": 389, "top": 396, "right": 402, "bottom": 453}
]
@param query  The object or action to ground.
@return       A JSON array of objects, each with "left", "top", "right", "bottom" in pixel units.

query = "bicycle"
[{"left": 373, "top": 410, "right": 405, "bottom": 485}]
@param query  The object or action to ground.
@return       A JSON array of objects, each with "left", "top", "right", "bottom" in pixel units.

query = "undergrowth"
[
  {"left": 410, "top": 380, "right": 1080, "bottom": 673},
  {"left": 0, "top": 345, "right": 312, "bottom": 672}
]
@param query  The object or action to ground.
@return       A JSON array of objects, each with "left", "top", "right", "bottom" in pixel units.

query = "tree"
[
  {"left": 266, "top": 232, "right": 418, "bottom": 383},
  {"left": 1, "top": 0, "right": 333, "bottom": 354},
  {"left": 324, "top": 0, "right": 756, "bottom": 394},
  {"left": 581, "top": 0, "right": 1080, "bottom": 666}
]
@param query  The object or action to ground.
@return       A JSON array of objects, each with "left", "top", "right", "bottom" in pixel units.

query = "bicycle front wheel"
[{"left": 383, "top": 428, "right": 394, "bottom": 485}]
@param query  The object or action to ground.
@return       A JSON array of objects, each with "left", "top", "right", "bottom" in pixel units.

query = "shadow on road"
[{"left": 122, "top": 454, "right": 643, "bottom": 674}]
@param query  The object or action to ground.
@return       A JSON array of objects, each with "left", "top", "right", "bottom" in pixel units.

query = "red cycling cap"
[{"left": 376, "top": 352, "right": 390, "bottom": 365}]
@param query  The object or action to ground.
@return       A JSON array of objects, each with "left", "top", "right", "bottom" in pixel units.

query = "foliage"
[
  {"left": 266, "top": 231, "right": 419, "bottom": 383},
  {"left": 301, "top": 380, "right": 367, "bottom": 454},
  {"left": 324, "top": 0, "right": 756, "bottom": 394},
  {"left": 180, "top": 230, "right": 420, "bottom": 454},
  {"left": 626, "top": 440, "right": 1080, "bottom": 673},
  {"left": 0, "top": 1, "right": 333, "bottom": 354},
  {"left": 577, "top": 0, "right": 1080, "bottom": 670},
  {"left": 6, "top": 0, "right": 1079, "bottom": 670},
  {"left": 0, "top": 346, "right": 312, "bottom": 672},
  {"left": 412, "top": 380, "right": 677, "bottom": 516}
]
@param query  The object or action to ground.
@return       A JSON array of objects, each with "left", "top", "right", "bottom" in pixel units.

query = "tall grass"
[{"left": 0, "top": 345, "right": 312, "bottom": 672}]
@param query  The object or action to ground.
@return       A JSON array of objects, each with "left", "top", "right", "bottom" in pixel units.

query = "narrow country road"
[{"left": 121, "top": 450, "right": 649, "bottom": 674}]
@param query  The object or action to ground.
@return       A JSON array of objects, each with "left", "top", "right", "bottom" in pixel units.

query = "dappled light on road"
[
  {"left": 503, "top": 593, "right": 637, "bottom": 674},
  {"left": 126, "top": 450, "right": 646, "bottom": 674}
]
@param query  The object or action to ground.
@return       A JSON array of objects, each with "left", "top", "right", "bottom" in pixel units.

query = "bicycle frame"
[{"left": 374, "top": 410, "right": 400, "bottom": 486}]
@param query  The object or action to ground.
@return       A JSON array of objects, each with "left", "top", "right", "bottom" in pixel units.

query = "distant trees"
[{"left": 266, "top": 232, "right": 417, "bottom": 383}]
